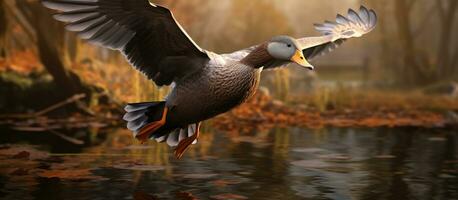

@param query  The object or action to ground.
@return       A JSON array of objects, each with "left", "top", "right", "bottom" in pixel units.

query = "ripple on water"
[
  {"left": 291, "top": 148, "right": 328, "bottom": 154},
  {"left": 112, "top": 163, "right": 166, "bottom": 171},
  {"left": 291, "top": 160, "right": 332, "bottom": 168},
  {"left": 428, "top": 137, "right": 447, "bottom": 142},
  {"left": 210, "top": 193, "right": 248, "bottom": 200},
  {"left": 178, "top": 173, "right": 219, "bottom": 179}
]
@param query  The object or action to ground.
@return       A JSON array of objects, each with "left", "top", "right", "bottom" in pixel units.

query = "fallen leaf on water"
[
  {"left": 12, "top": 151, "right": 31, "bottom": 159},
  {"left": 176, "top": 191, "right": 199, "bottom": 200},
  {"left": 212, "top": 179, "right": 240, "bottom": 187},
  {"left": 133, "top": 191, "right": 160, "bottom": 200},
  {"left": 10, "top": 168, "right": 29, "bottom": 176},
  {"left": 0, "top": 145, "right": 10, "bottom": 150},
  {"left": 0, "top": 146, "right": 48, "bottom": 160},
  {"left": 210, "top": 193, "right": 248, "bottom": 200},
  {"left": 37, "top": 169, "right": 107, "bottom": 181}
]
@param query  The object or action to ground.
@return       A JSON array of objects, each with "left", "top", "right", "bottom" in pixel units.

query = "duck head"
[{"left": 267, "top": 36, "right": 314, "bottom": 70}]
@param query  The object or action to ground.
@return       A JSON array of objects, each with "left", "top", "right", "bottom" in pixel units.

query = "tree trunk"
[
  {"left": 437, "top": 0, "right": 458, "bottom": 78},
  {"left": 17, "top": 0, "right": 84, "bottom": 98},
  {"left": 451, "top": 38, "right": 458, "bottom": 75},
  {"left": 0, "top": 0, "right": 7, "bottom": 58},
  {"left": 64, "top": 32, "right": 79, "bottom": 65},
  {"left": 370, "top": 0, "right": 398, "bottom": 76},
  {"left": 35, "top": 27, "right": 83, "bottom": 97},
  {"left": 394, "top": 0, "right": 431, "bottom": 86}
]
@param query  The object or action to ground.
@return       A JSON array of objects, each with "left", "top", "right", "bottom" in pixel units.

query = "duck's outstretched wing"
[
  {"left": 42, "top": 0, "right": 209, "bottom": 86},
  {"left": 299, "top": 6, "right": 377, "bottom": 60}
]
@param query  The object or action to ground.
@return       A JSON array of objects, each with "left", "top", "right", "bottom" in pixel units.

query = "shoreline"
[{"left": 212, "top": 90, "right": 457, "bottom": 133}]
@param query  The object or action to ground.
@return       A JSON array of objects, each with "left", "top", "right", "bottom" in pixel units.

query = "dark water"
[{"left": 0, "top": 126, "right": 456, "bottom": 200}]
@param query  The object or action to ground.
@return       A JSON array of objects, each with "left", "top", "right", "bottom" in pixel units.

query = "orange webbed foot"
[
  {"left": 136, "top": 107, "right": 168, "bottom": 143},
  {"left": 174, "top": 122, "right": 201, "bottom": 159}
]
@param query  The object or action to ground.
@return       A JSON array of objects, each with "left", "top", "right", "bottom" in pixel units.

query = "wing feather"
[
  {"left": 42, "top": 0, "right": 209, "bottom": 86},
  {"left": 42, "top": 1, "right": 98, "bottom": 12},
  {"left": 54, "top": 10, "right": 99, "bottom": 22},
  {"left": 299, "top": 6, "right": 377, "bottom": 60}
]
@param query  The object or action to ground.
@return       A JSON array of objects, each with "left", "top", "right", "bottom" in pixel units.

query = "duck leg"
[
  {"left": 174, "top": 122, "right": 201, "bottom": 159},
  {"left": 136, "top": 107, "right": 168, "bottom": 143}
]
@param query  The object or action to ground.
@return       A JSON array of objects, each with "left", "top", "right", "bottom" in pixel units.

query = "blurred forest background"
[{"left": 0, "top": 0, "right": 457, "bottom": 128}]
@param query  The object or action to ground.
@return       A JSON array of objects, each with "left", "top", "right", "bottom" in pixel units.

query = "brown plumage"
[{"left": 240, "top": 43, "right": 273, "bottom": 68}]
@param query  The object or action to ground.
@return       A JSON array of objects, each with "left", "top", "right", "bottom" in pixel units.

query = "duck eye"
[{"left": 287, "top": 44, "right": 292, "bottom": 48}]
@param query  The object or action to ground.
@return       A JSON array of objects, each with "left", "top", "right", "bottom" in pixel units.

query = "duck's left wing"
[
  {"left": 42, "top": 0, "right": 209, "bottom": 86},
  {"left": 299, "top": 6, "right": 377, "bottom": 60}
]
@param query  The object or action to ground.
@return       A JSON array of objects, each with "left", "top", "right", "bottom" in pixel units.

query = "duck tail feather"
[
  {"left": 160, "top": 124, "right": 198, "bottom": 147},
  {"left": 123, "top": 101, "right": 166, "bottom": 136}
]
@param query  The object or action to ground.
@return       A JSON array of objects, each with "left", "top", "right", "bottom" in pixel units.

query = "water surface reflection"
[{"left": 0, "top": 127, "right": 456, "bottom": 200}]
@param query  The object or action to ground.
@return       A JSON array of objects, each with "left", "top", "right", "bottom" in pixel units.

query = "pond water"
[{"left": 0, "top": 126, "right": 456, "bottom": 200}]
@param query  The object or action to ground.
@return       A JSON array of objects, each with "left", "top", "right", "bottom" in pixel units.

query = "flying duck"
[{"left": 42, "top": 0, "right": 377, "bottom": 159}]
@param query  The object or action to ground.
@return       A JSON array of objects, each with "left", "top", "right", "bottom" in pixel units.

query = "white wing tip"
[
  {"left": 149, "top": 2, "right": 157, "bottom": 7},
  {"left": 314, "top": 5, "right": 377, "bottom": 37}
]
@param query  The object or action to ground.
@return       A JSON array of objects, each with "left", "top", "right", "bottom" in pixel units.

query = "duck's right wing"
[
  {"left": 42, "top": 0, "right": 209, "bottom": 86},
  {"left": 299, "top": 6, "right": 377, "bottom": 60}
]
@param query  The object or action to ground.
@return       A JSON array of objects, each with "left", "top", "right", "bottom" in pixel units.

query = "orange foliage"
[
  {"left": 213, "top": 90, "right": 452, "bottom": 134},
  {"left": 37, "top": 169, "right": 105, "bottom": 180},
  {"left": 0, "top": 49, "right": 43, "bottom": 74}
]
